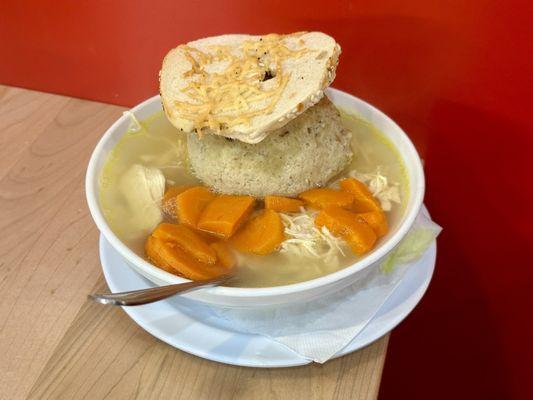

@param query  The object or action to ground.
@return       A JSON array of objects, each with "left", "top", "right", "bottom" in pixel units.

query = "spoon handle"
[{"left": 88, "top": 275, "right": 231, "bottom": 306}]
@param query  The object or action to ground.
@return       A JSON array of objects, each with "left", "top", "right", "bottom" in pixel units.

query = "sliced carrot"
[
  {"left": 162, "top": 185, "right": 189, "bottom": 217},
  {"left": 339, "top": 178, "right": 381, "bottom": 212},
  {"left": 298, "top": 188, "right": 355, "bottom": 210},
  {"left": 210, "top": 241, "right": 236, "bottom": 269},
  {"left": 355, "top": 211, "right": 388, "bottom": 238},
  {"left": 193, "top": 228, "right": 219, "bottom": 243},
  {"left": 145, "top": 236, "right": 176, "bottom": 275},
  {"left": 145, "top": 235, "right": 229, "bottom": 280},
  {"left": 197, "top": 195, "right": 255, "bottom": 239},
  {"left": 152, "top": 223, "right": 217, "bottom": 264},
  {"left": 315, "top": 206, "right": 377, "bottom": 255},
  {"left": 230, "top": 209, "right": 285, "bottom": 255},
  {"left": 176, "top": 186, "right": 216, "bottom": 228},
  {"left": 264, "top": 195, "right": 304, "bottom": 213}
]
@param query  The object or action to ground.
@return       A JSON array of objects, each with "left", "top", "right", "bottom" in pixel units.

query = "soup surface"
[{"left": 99, "top": 107, "right": 408, "bottom": 287}]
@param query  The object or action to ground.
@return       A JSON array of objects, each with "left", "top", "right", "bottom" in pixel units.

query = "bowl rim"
[{"left": 86, "top": 87, "right": 425, "bottom": 299}]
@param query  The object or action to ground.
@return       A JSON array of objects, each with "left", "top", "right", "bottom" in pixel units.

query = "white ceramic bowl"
[{"left": 86, "top": 88, "right": 425, "bottom": 308}]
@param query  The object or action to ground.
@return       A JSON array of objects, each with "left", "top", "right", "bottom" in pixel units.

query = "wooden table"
[{"left": 0, "top": 85, "right": 389, "bottom": 400}]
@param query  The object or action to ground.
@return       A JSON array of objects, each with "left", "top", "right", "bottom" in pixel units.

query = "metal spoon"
[{"left": 88, "top": 275, "right": 232, "bottom": 306}]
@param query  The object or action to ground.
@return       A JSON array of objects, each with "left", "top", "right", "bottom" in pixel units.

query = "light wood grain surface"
[{"left": 0, "top": 85, "right": 389, "bottom": 400}]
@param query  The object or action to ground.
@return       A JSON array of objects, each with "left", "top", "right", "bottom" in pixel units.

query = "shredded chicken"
[
  {"left": 280, "top": 167, "right": 401, "bottom": 263},
  {"left": 280, "top": 208, "right": 348, "bottom": 267},
  {"left": 348, "top": 167, "right": 401, "bottom": 212},
  {"left": 118, "top": 164, "right": 165, "bottom": 236},
  {"left": 123, "top": 111, "right": 142, "bottom": 132}
]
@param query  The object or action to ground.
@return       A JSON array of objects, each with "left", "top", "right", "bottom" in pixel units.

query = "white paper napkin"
[{"left": 178, "top": 209, "right": 442, "bottom": 363}]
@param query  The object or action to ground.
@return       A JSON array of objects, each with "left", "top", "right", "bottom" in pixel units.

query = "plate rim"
[{"left": 100, "top": 235, "right": 436, "bottom": 368}]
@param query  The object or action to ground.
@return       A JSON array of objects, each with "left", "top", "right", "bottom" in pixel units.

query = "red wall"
[{"left": 2, "top": 1, "right": 531, "bottom": 398}]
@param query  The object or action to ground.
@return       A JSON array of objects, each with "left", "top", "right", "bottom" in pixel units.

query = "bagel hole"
[{"left": 261, "top": 70, "right": 275, "bottom": 82}]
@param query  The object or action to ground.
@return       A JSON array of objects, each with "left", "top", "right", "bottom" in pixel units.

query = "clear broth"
[{"left": 99, "top": 109, "right": 408, "bottom": 287}]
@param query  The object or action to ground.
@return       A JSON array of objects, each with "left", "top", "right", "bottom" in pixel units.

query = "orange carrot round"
[
  {"left": 197, "top": 195, "right": 255, "bottom": 239},
  {"left": 355, "top": 211, "right": 388, "bottom": 238},
  {"left": 230, "top": 209, "right": 285, "bottom": 255},
  {"left": 145, "top": 235, "right": 231, "bottom": 280},
  {"left": 339, "top": 178, "right": 381, "bottom": 212},
  {"left": 176, "top": 186, "right": 216, "bottom": 227},
  {"left": 264, "top": 195, "right": 304, "bottom": 213},
  {"left": 210, "top": 241, "right": 236, "bottom": 269},
  {"left": 152, "top": 223, "right": 217, "bottom": 264},
  {"left": 298, "top": 188, "right": 355, "bottom": 210},
  {"left": 315, "top": 206, "right": 377, "bottom": 255}
]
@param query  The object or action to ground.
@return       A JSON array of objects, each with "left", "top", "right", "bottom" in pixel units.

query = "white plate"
[{"left": 100, "top": 234, "right": 436, "bottom": 368}]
